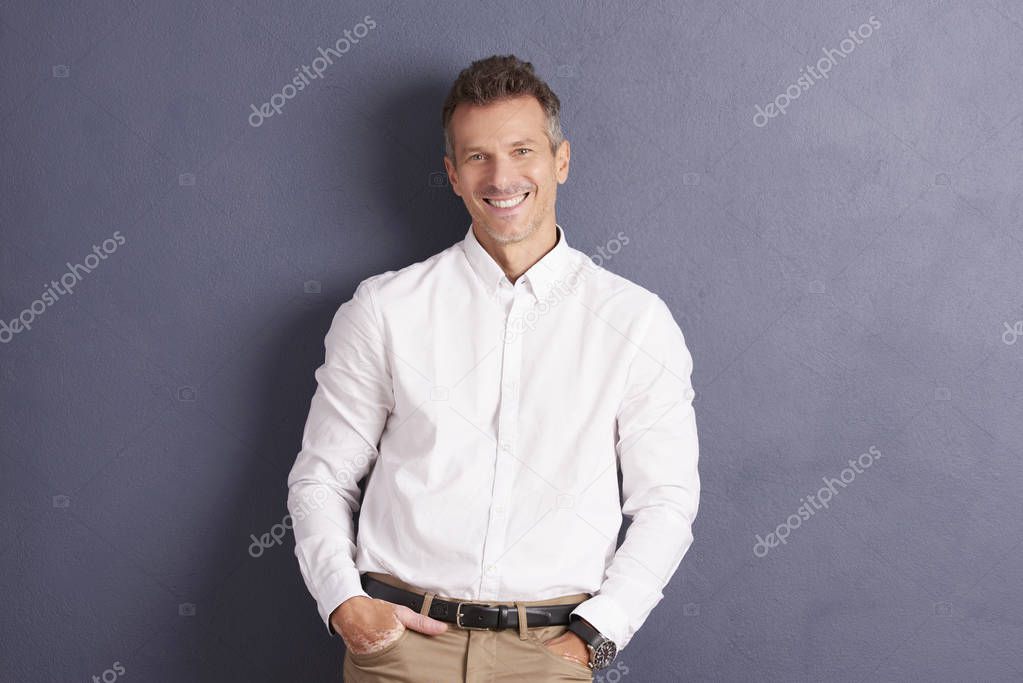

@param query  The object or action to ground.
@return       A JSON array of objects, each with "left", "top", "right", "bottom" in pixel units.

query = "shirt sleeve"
[
  {"left": 570, "top": 294, "right": 700, "bottom": 652},
  {"left": 286, "top": 279, "right": 395, "bottom": 635}
]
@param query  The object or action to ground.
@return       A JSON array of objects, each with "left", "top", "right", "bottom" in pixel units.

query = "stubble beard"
[{"left": 474, "top": 192, "right": 550, "bottom": 246}]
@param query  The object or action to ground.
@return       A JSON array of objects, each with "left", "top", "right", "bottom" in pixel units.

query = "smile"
[{"left": 483, "top": 192, "right": 529, "bottom": 208}]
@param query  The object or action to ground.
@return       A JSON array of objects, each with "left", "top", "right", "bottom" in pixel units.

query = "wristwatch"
[{"left": 567, "top": 615, "right": 618, "bottom": 670}]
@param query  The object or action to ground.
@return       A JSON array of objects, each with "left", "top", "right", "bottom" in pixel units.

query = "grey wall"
[{"left": 2, "top": 1, "right": 1021, "bottom": 681}]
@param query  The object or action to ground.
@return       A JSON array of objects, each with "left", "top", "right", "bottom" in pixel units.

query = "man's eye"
[
  {"left": 469, "top": 153, "right": 484, "bottom": 161},
  {"left": 516, "top": 148, "right": 532, "bottom": 155}
]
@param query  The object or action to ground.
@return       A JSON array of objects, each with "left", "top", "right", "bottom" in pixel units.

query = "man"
[{"left": 287, "top": 54, "right": 700, "bottom": 682}]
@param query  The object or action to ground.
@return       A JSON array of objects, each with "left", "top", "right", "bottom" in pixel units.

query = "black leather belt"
[{"left": 362, "top": 576, "right": 582, "bottom": 630}]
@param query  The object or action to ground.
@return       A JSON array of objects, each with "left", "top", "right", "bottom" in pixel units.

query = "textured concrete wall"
[{"left": 1, "top": 1, "right": 1021, "bottom": 681}]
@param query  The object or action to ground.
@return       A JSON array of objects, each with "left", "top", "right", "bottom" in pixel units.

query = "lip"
[{"left": 482, "top": 191, "right": 530, "bottom": 216}]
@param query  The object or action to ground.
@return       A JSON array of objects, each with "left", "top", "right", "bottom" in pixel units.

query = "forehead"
[{"left": 450, "top": 95, "right": 546, "bottom": 151}]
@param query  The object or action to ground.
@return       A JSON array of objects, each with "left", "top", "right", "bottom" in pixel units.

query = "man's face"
[{"left": 444, "top": 95, "right": 570, "bottom": 246}]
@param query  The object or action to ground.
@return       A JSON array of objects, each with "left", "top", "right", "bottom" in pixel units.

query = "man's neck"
[{"left": 474, "top": 222, "right": 559, "bottom": 284}]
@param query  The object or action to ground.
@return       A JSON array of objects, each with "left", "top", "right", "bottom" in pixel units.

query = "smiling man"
[{"left": 287, "top": 54, "right": 701, "bottom": 682}]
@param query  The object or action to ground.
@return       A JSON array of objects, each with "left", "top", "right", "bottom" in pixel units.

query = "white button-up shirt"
[{"left": 286, "top": 223, "right": 700, "bottom": 651}]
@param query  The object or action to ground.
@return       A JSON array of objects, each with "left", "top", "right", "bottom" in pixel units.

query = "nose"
[{"left": 487, "top": 155, "right": 517, "bottom": 194}]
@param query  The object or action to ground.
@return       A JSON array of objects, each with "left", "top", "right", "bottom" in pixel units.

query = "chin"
[
  {"left": 476, "top": 214, "right": 520, "bottom": 239},
  {"left": 491, "top": 222, "right": 535, "bottom": 245}
]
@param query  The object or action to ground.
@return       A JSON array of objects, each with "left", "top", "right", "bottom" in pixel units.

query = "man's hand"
[
  {"left": 330, "top": 596, "right": 449, "bottom": 655},
  {"left": 541, "top": 629, "right": 590, "bottom": 669}
]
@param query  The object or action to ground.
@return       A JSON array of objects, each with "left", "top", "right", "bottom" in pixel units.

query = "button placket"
[{"left": 478, "top": 284, "right": 527, "bottom": 599}]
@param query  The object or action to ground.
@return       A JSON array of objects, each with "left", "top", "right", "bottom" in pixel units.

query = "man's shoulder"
[
  {"left": 353, "top": 241, "right": 463, "bottom": 302},
  {"left": 564, "top": 247, "right": 664, "bottom": 316}
]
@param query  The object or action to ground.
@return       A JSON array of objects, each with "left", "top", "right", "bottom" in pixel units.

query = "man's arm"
[
  {"left": 286, "top": 279, "right": 394, "bottom": 635},
  {"left": 570, "top": 294, "right": 700, "bottom": 652}
]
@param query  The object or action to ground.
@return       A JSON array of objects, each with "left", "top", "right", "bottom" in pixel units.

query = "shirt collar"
[{"left": 460, "top": 222, "right": 571, "bottom": 302}]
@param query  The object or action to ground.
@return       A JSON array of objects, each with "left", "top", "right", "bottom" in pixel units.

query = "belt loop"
[
  {"left": 420, "top": 591, "right": 435, "bottom": 617},
  {"left": 515, "top": 601, "right": 528, "bottom": 640}
]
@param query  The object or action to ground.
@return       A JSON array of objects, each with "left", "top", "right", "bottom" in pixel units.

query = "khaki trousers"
[{"left": 342, "top": 571, "right": 594, "bottom": 682}]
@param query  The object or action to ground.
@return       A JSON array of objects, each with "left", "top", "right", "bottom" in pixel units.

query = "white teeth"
[{"left": 486, "top": 193, "right": 527, "bottom": 208}]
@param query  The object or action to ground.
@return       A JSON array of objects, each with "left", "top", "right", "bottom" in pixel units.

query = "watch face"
[{"left": 592, "top": 640, "right": 617, "bottom": 669}]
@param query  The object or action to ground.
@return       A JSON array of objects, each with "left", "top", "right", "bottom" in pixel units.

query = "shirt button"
[
  {"left": 499, "top": 441, "right": 512, "bottom": 452},
  {"left": 494, "top": 506, "right": 506, "bottom": 516}
]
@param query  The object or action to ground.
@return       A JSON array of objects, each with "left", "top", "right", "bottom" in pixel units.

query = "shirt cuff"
[
  {"left": 317, "top": 569, "right": 372, "bottom": 636},
  {"left": 569, "top": 593, "right": 631, "bottom": 652}
]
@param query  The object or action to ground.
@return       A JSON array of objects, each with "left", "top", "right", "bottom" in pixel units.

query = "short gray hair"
[{"left": 441, "top": 54, "right": 564, "bottom": 163}]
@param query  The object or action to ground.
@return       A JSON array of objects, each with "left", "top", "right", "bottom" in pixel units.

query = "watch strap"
[{"left": 567, "top": 615, "right": 601, "bottom": 646}]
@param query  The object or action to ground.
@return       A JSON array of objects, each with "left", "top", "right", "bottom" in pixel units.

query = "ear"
[
  {"left": 555, "top": 139, "right": 571, "bottom": 184},
  {"left": 443, "top": 155, "right": 462, "bottom": 197}
]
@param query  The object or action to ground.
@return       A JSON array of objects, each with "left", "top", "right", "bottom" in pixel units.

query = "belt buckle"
[{"left": 455, "top": 602, "right": 491, "bottom": 630}]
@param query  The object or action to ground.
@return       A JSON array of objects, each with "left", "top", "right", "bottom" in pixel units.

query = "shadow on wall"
[
  {"left": 188, "top": 297, "right": 356, "bottom": 680},
  {"left": 190, "top": 75, "right": 470, "bottom": 678},
  {"left": 321, "top": 76, "right": 470, "bottom": 261}
]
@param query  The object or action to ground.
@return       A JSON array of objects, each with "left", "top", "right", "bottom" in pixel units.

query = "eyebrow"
[{"left": 462, "top": 139, "right": 541, "bottom": 154}]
